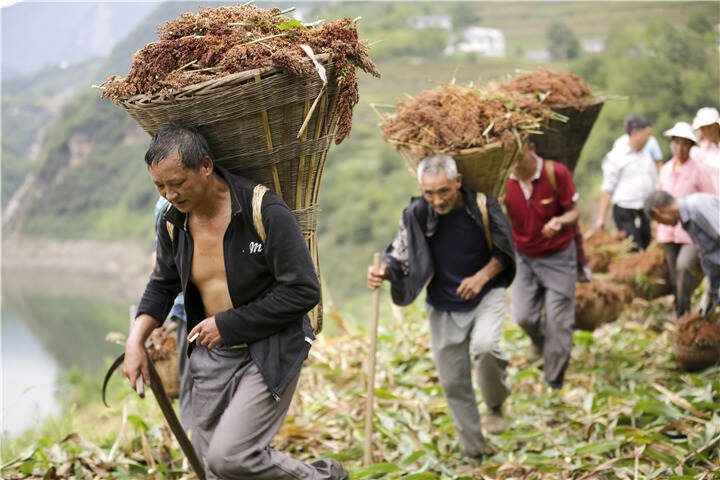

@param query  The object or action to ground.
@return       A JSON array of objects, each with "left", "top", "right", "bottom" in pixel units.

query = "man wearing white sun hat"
[
  {"left": 657, "top": 122, "right": 716, "bottom": 316},
  {"left": 691, "top": 107, "right": 720, "bottom": 193}
]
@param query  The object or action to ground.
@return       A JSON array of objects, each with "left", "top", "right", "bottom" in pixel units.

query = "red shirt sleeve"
[{"left": 553, "top": 162, "right": 577, "bottom": 210}]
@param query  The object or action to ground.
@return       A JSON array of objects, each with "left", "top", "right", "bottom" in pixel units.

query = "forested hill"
[{"left": 3, "top": 1, "right": 718, "bottom": 311}]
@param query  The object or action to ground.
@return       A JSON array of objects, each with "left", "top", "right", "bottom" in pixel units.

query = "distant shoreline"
[{"left": 2, "top": 234, "right": 150, "bottom": 302}]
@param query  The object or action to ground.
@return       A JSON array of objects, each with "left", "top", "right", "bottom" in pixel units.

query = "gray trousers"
[
  {"left": 510, "top": 242, "right": 576, "bottom": 388},
  {"left": 426, "top": 287, "right": 511, "bottom": 457},
  {"left": 663, "top": 243, "right": 701, "bottom": 316},
  {"left": 173, "top": 317, "right": 196, "bottom": 447},
  {"left": 189, "top": 346, "right": 341, "bottom": 480}
]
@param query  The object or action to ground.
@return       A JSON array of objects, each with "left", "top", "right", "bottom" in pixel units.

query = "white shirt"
[{"left": 601, "top": 144, "right": 658, "bottom": 209}]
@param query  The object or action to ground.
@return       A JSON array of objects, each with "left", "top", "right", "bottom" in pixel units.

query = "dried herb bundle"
[
  {"left": 676, "top": 311, "right": 720, "bottom": 348},
  {"left": 501, "top": 68, "right": 595, "bottom": 106},
  {"left": 584, "top": 230, "right": 633, "bottom": 273},
  {"left": 379, "top": 84, "right": 557, "bottom": 156},
  {"left": 101, "top": 4, "right": 380, "bottom": 144},
  {"left": 608, "top": 242, "right": 671, "bottom": 299},
  {"left": 575, "top": 277, "right": 631, "bottom": 330}
]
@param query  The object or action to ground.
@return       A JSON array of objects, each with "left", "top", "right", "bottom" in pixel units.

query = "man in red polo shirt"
[{"left": 505, "top": 140, "right": 580, "bottom": 390}]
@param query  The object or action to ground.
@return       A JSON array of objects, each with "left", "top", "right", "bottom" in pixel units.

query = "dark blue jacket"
[
  {"left": 382, "top": 185, "right": 516, "bottom": 306},
  {"left": 137, "top": 166, "right": 320, "bottom": 399}
]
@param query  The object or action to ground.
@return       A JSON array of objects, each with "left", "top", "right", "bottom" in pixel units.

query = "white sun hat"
[
  {"left": 692, "top": 107, "right": 720, "bottom": 130},
  {"left": 663, "top": 122, "right": 698, "bottom": 144}
]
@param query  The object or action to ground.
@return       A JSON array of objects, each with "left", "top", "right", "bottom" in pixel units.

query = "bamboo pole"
[{"left": 364, "top": 252, "right": 381, "bottom": 466}]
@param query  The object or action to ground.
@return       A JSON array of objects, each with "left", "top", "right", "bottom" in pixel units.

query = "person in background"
[
  {"left": 368, "top": 154, "right": 517, "bottom": 463},
  {"left": 656, "top": 122, "right": 716, "bottom": 317},
  {"left": 613, "top": 114, "right": 664, "bottom": 170},
  {"left": 645, "top": 191, "right": 720, "bottom": 310},
  {"left": 505, "top": 141, "right": 579, "bottom": 390},
  {"left": 152, "top": 196, "right": 196, "bottom": 447},
  {"left": 691, "top": 107, "right": 720, "bottom": 193},
  {"left": 592, "top": 115, "right": 657, "bottom": 250}
]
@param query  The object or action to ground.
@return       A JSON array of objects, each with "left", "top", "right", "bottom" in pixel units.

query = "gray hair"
[
  {"left": 417, "top": 154, "right": 458, "bottom": 184},
  {"left": 644, "top": 190, "right": 675, "bottom": 219}
]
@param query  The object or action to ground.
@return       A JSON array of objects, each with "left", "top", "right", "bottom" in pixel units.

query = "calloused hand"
[
  {"left": 122, "top": 341, "right": 150, "bottom": 392},
  {"left": 367, "top": 263, "right": 388, "bottom": 291},
  {"left": 456, "top": 272, "right": 488, "bottom": 301},
  {"left": 541, "top": 217, "right": 563, "bottom": 238},
  {"left": 188, "top": 316, "right": 223, "bottom": 349}
]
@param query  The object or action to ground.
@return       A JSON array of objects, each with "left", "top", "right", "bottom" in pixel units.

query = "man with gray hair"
[
  {"left": 645, "top": 190, "right": 720, "bottom": 308},
  {"left": 367, "top": 154, "right": 517, "bottom": 463}
]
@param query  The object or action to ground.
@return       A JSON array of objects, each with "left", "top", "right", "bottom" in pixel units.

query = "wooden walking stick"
[{"left": 364, "top": 252, "right": 382, "bottom": 466}]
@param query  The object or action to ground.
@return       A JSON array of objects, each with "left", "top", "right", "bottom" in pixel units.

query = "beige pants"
[{"left": 426, "top": 287, "right": 511, "bottom": 458}]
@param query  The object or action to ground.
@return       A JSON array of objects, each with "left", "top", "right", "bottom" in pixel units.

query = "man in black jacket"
[
  {"left": 367, "top": 154, "right": 516, "bottom": 462},
  {"left": 123, "top": 125, "right": 347, "bottom": 480}
]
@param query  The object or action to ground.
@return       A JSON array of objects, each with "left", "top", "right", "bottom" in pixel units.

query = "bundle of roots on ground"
[
  {"left": 575, "top": 277, "right": 631, "bottom": 330},
  {"left": 676, "top": 311, "right": 720, "bottom": 348},
  {"left": 608, "top": 242, "right": 671, "bottom": 299},
  {"left": 100, "top": 4, "right": 380, "bottom": 144},
  {"left": 584, "top": 230, "right": 633, "bottom": 273},
  {"left": 379, "top": 83, "right": 560, "bottom": 157},
  {"left": 500, "top": 68, "right": 596, "bottom": 107}
]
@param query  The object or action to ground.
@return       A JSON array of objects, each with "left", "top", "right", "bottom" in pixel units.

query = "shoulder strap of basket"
[
  {"left": 475, "top": 192, "right": 493, "bottom": 250},
  {"left": 164, "top": 204, "right": 175, "bottom": 243},
  {"left": 252, "top": 184, "right": 269, "bottom": 243},
  {"left": 544, "top": 159, "right": 558, "bottom": 195}
]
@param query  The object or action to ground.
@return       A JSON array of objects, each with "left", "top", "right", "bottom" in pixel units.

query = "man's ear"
[
  {"left": 455, "top": 172, "right": 463, "bottom": 185},
  {"left": 202, "top": 155, "right": 214, "bottom": 175}
]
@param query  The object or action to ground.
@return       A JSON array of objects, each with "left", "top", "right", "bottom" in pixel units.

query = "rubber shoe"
[{"left": 485, "top": 405, "right": 507, "bottom": 435}]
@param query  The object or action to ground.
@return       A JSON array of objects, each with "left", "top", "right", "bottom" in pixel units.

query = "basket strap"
[
  {"left": 476, "top": 192, "right": 493, "bottom": 250},
  {"left": 544, "top": 159, "right": 558, "bottom": 195},
  {"left": 252, "top": 184, "right": 269, "bottom": 243}
]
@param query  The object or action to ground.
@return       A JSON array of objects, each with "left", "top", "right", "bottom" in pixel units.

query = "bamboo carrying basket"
[
  {"left": 154, "top": 351, "right": 181, "bottom": 398},
  {"left": 117, "top": 53, "right": 341, "bottom": 333},
  {"left": 673, "top": 339, "right": 720, "bottom": 372},
  {"left": 532, "top": 99, "right": 604, "bottom": 174},
  {"left": 396, "top": 140, "right": 524, "bottom": 200}
]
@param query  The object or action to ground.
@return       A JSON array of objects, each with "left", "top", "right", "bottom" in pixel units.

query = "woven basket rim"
[
  {"left": 118, "top": 52, "right": 332, "bottom": 106},
  {"left": 548, "top": 97, "right": 605, "bottom": 110},
  {"left": 673, "top": 337, "right": 720, "bottom": 353},
  {"left": 393, "top": 140, "right": 505, "bottom": 157}
]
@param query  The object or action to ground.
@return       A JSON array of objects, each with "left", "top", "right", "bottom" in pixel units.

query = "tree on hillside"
[
  {"left": 547, "top": 21, "right": 581, "bottom": 60},
  {"left": 686, "top": 9, "right": 715, "bottom": 36}
]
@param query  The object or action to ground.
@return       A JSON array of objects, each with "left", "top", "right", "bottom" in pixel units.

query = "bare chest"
[{"left": 188, "top": 214, "right": 231, "bottom": 295}]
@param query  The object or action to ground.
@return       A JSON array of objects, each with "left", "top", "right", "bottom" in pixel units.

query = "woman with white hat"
[
  {"left": 691, "top": 107, "right": 720, "bottom": 192},
  {"left": 657, "top": 121, "right": 716, "bottom": 316}
]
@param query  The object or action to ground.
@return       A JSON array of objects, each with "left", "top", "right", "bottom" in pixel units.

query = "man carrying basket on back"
[
  {"left": 123, "top": 125, "right": 348, "bottom": 480},
  {"left": 367, "top": 154, "right": 517, "bottom": 463}
]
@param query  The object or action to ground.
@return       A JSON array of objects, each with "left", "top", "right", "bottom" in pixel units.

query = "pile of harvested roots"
[{"left": 101, "top": 4, "right": 380, "bottom": 144}]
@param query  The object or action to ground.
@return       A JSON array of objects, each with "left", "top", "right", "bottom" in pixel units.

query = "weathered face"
[
  {"left": 670, "top": 137, "right": 693, "bottom": 162},
  {"left": 149, "top": 152, "right": 212, "bottom": 213},
  {"left": 420, "top": 170, "right": 462, "bottom": 215},
  {"left": 699, "top": 124, "right": 720, "bottom": 142},
  {"left": 629, "top": 126, "right": 652, "bottom": 152},
  {"left": 651, "top": 204, "right": 680, "bottom": 226}
]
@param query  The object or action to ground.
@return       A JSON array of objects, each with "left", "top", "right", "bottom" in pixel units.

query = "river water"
[{"left": 1, "top": 269, "right": 133, "bottom": 437}]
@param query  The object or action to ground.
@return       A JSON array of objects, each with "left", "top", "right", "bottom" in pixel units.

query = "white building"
[
  {"left": 445, "top": 27, "right": 506, "bottom": 57},
  {"left": 407, "top": 14, "right": 453, "bottom": 30}
]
